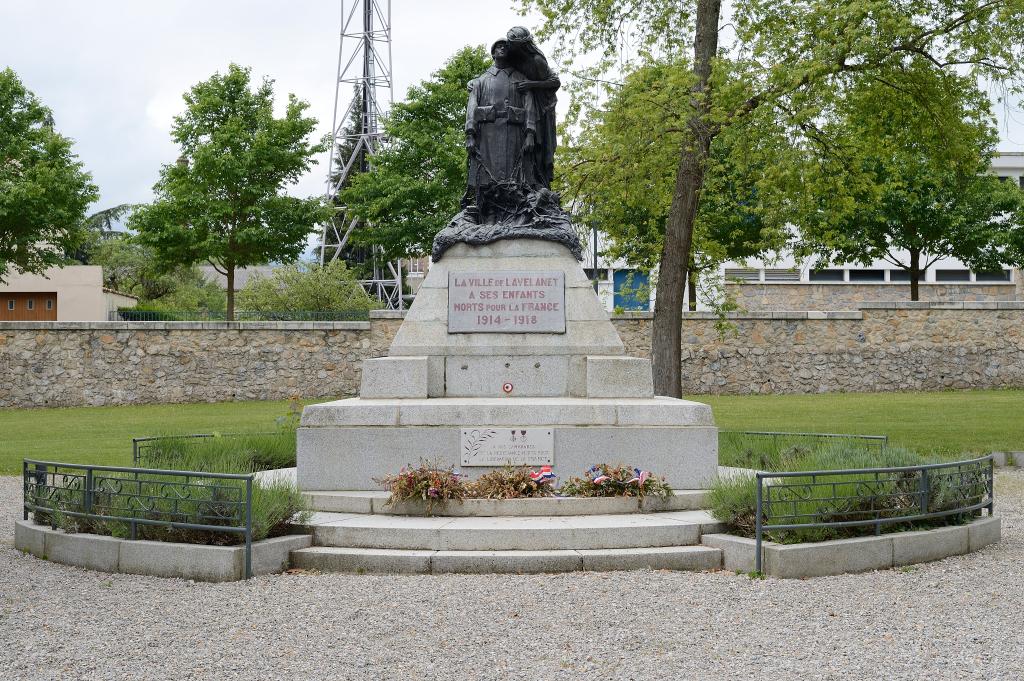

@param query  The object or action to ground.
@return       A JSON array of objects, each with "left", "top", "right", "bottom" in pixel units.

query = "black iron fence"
[
  {"left": 754, "top": 455, "right": 994, "bottom": 572},
  {"left": 109, "top": 309, "right": 370, "bottom": 322},
  {"left": 23, "top": 459, "right": 254, "bottom": 578},
  {"left": 718, "top": 430, "right": 888, "bottom": 469}
]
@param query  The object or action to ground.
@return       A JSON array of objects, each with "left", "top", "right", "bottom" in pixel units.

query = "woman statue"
[{"left": 505, "top": 26, "right": 561, "bottom": 189}]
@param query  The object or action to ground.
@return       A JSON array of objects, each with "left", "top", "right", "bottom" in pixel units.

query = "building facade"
[{"left": 0, "top": 266, "right": 137, "bottom": 321}]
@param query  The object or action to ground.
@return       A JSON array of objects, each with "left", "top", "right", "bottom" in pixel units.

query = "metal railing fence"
[
  {"left": 754, "top": 455, "right": 994, "bottom": 572},
  {"left": 23, "top": 459, "right": 254, "bottom": 579},
  {"left": 109, "top": 309, "right": 370, "bottom": 322}
]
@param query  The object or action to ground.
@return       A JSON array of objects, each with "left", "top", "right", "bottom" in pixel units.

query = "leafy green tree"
[
  {"left": 793, "top": 71, "right": 1023, "bottom": 300},
  {"left": 0, "top": 68, "right": 98, "bottom": 281},
  {"left": 341, "top": 46, "right": 492, "bottom": 260},
  {"left": 130, "top": 64, "right": 332, "bottom": 319},
  {"left": 88, "top": 234, "right": 225, "bottom": 311},
  {"left": 69, "top": 203, "right": 138, "bottom": 264},
  {"left": 562, "top": 58, "right": 788, "bottom": 310},
  {"left": 237, "top": 260, "right": 378, "bottom": 315},
  {"left": 524, "top": 0, "right": 1024, "bottom": 396}
]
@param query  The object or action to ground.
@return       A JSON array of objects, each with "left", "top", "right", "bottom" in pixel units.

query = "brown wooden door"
[{"left": 1, "top": 293, "right": 57, "bottom": 321}]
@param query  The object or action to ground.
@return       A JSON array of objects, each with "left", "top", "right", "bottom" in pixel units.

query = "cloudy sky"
[
  {"left": 4, "top": 0, "right": 1024, "bottom": 218},
  {"left": 1, "top": 0, "right": 542, "bottom": 212}
]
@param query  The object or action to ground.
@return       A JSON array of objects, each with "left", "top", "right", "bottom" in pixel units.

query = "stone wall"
[
  {"left": 616, "top": 303, "right": 1024, "bottom": 394},
  {"left": 0, "top": 319, "right": 398, "bottom": 408},
  {"left": 2, "top": 304, "right": 1022, "bottom": 406},
  {"left": 727, "top": 282, "right": 1018, "bottom": 311}
]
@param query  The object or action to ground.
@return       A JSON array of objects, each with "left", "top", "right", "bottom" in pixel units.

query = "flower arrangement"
[
  {"left": 373, "top": 461, "right": 469, "bottom": 514},
  {"left": 376, "top": 462, "right": 672, "bottom": 514},
  {"left": 558, "top": 464, "right": 673, "bottom": 500},
  {"left": 467, "top": 465, "right": 556, "bottom": 499}
]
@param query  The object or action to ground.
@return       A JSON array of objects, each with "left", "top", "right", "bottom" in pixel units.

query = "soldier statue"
[{"left": 432, "top": 27, "right": 581, "bottom": 261}]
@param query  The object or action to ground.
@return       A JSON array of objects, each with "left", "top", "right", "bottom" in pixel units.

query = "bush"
[
  {"left": 237, "top": 260, "right": 379, "bottom": 315},
  {"left": 33, "top": 449, "right": 308, "bottom": 544},
  {"left": 139, "top": 431, "right": 297, "bottom": 472},
  {"left": 374, "top": 461, "right": 469, "bottom": 514},
  {"left": 467, "top": 466, "right": 556, "bottom": 499},
  {"left": 558, "top": 464, "right": 673, "bottom": 500},
  {"left": 708, "top": 446, "right": 987, "bottom": 543}
]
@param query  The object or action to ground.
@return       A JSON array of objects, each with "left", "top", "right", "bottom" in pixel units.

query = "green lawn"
[
  {"left": 0, "top": 390, "right": 1021, "bottom": 474},
  {"left": 694, "top": 389, "right": 1024, "bottom": 456},
  {"left": 0, "top": 398, "right": 319, "bottom": 474}
]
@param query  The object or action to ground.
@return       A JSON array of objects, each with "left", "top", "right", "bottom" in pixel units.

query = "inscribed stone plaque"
[
  {"left": 461, "top": 428, "right": 554, "bottom": 466},
  {"left": 448, "top": 271, "right": 565, "bottom": 333}
]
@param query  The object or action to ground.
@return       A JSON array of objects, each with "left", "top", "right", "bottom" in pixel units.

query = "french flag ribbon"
[
  {"left": 627, "top": 468, "right": 651, "bottom": 485},
  {"left": 530, "top": 465, "right": 556, "bottom": 483},
  {"left": 588, "top": 466, "right": 611, "bottom": 484}
]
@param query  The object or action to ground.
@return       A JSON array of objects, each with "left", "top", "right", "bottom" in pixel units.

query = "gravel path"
[{"left": 1, "top": 471, "right": 1022, "bottom": 681}]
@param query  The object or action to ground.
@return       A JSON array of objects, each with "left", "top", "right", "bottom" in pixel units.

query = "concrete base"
[
  {"left": 702, "top": 515, "right": 1002, "bottom": 578},
  {"left": 298, "top": 397, "right": 717, "bottom": 491},
  {"left": 301, "top": 489, "right": 710, "bottom": 516},
  {"left": 14, "top": 520, "right": 312, "bottom": 582}
]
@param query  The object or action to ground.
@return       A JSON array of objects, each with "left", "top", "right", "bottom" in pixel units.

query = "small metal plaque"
[
  {"left": 448, "top": 271, "right": 565, "bottom": 333},
  {"left": 461, "top": 428, "right": 554, "bottom": 467}
]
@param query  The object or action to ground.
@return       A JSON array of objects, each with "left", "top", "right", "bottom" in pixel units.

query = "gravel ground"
[{"left": 1, "top": 471, "right": 1022, "bottom": 681}]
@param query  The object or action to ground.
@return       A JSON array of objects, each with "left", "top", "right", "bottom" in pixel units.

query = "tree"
[
  {"left": 561, "top": 58, "right": 788, "bottom": 310},
  {"left": 0, "top": 68, "right": 98, "bottom": 282},
  {"left": 341, "top": 46, "right": 493, "bottom": 260},
  {"left": 69, "top": 203, "right": 137, "bottom": 264},
  {"left": 794, "top": 71, "right": 1023, "bottom": 300},
  {"left": 523, "top": 0, "right": 1024, "bottom": 396},
  {"left": 236, "top": 260, "right": 378, "bottom": 316},
  {"left": 130, "top": 64, "right": 332, "bottom": 319}
]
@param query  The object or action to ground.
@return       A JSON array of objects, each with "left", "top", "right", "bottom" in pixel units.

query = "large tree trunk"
[
  {"left": 651, "top": 0, "right": 722, "bottom": 397},
  {"left": 908, "top": 248, "right": 921, "bottom": 302},
  {"left": 226, "top": 264, "right": 235, "bottom": 321}
]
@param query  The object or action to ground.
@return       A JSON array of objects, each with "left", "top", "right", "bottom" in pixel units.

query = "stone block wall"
[
  {"left": 1, "top": 304, "right": 1022, "bottom": 407},
  {"left": 726, "top": 282, "right": 1018, "bottom": 311},
  {"left": 0, "top": 320, "right": 398, "bottom": 408},
  {"left": 616, "top": 303, "right": 1024, "bottom": 394}
]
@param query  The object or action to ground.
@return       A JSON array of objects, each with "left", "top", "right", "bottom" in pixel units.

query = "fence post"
[
  {"left": 918, "top": 468, "right": 930, "bottom": 516},
  {"left": 244, "top": 478, "right": 253, "bottom": 580},
  {"left": 84, "top": 468, "right": 94, "bottom": 516},
  {"left": 22, "top": 461, "right": 28, "bottom": 521},
  {"left": 987, "top": 457, "right": 995, "bottom": 515},
  {"left": 755, "top": 475, "right": 764, "bottom": 574}
]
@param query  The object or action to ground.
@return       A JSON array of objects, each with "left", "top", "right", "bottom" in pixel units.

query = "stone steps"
[
  {"left": 302, "top": 489, "right": 710, "bottom": 516},
  {"left": 290, "top": 545, "right": 723, "bottom": 574},
  {"left": 305, "top": 510, "right": 724, "bottom": 552}
]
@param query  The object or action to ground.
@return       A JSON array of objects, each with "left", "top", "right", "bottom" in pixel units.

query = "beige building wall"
[{"left": 0, "top": 266, "right": 108, "bottom": 321}]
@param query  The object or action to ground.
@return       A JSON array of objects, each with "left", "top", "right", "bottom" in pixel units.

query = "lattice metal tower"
[{"left": 319, "top": 0, "right": 404, "bottom": 308}]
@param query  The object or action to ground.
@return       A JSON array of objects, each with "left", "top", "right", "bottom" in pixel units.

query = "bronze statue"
[{"left": 432, "top": 28, "right": 581, "bottom": 261}]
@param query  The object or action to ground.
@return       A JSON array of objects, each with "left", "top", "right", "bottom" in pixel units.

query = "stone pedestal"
[{"left": 297, "top": 239, "right": 718, "bottom": 491}]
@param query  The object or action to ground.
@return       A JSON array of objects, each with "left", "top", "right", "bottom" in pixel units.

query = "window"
[
  {"left": 6, "top": 300, "right": 13, "bottom": 311},
  {"left": 1019, "top": 176, "right": 1024, "bottom": 190},
  {"left": 26, "top": 299, "right": 34, "bottom": 310},
  {"left": 808, "top": 269, "right": 845, "bottom": 282},
  {"left": 405, "top": 258, "right": 424, "bottom": 274},
  {"left": 849, "top": 269, "right": 885, "bottom": 282},
  {"left": 583, "top": 268, "right": 610, "bottom": 281},
  {"left": 974, "top": 269, "right": 1011, "bottom": 282},
  {"left": 724, "top": 268, "right": 760, "bottom": 282},
  {"left": 935, "top": 269, "right": 971, "bottom": 282},
  {"left": 763, "top": 268, "right": 800, "bottom": 282},
  {"left": 46, "top": 299, "right": 54, "bottom": 310},
  {"left": 997, "top": 175, "right": 1010, "bottom": 183},
  {"left": 889, "top": 270, "right": 911, "bottom": 282}
]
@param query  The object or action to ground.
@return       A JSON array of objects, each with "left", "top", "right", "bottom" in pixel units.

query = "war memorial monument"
[{"left": 297, "top": 29, "right": 718, "bottom": 492}]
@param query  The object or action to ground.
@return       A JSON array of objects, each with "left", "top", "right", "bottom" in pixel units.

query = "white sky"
[
  {"left": 1, "top": 0, "right": 541, "bottom": 211},
  {"left": 3, "top": 0, "right": 1023, "bottom": 215}
]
